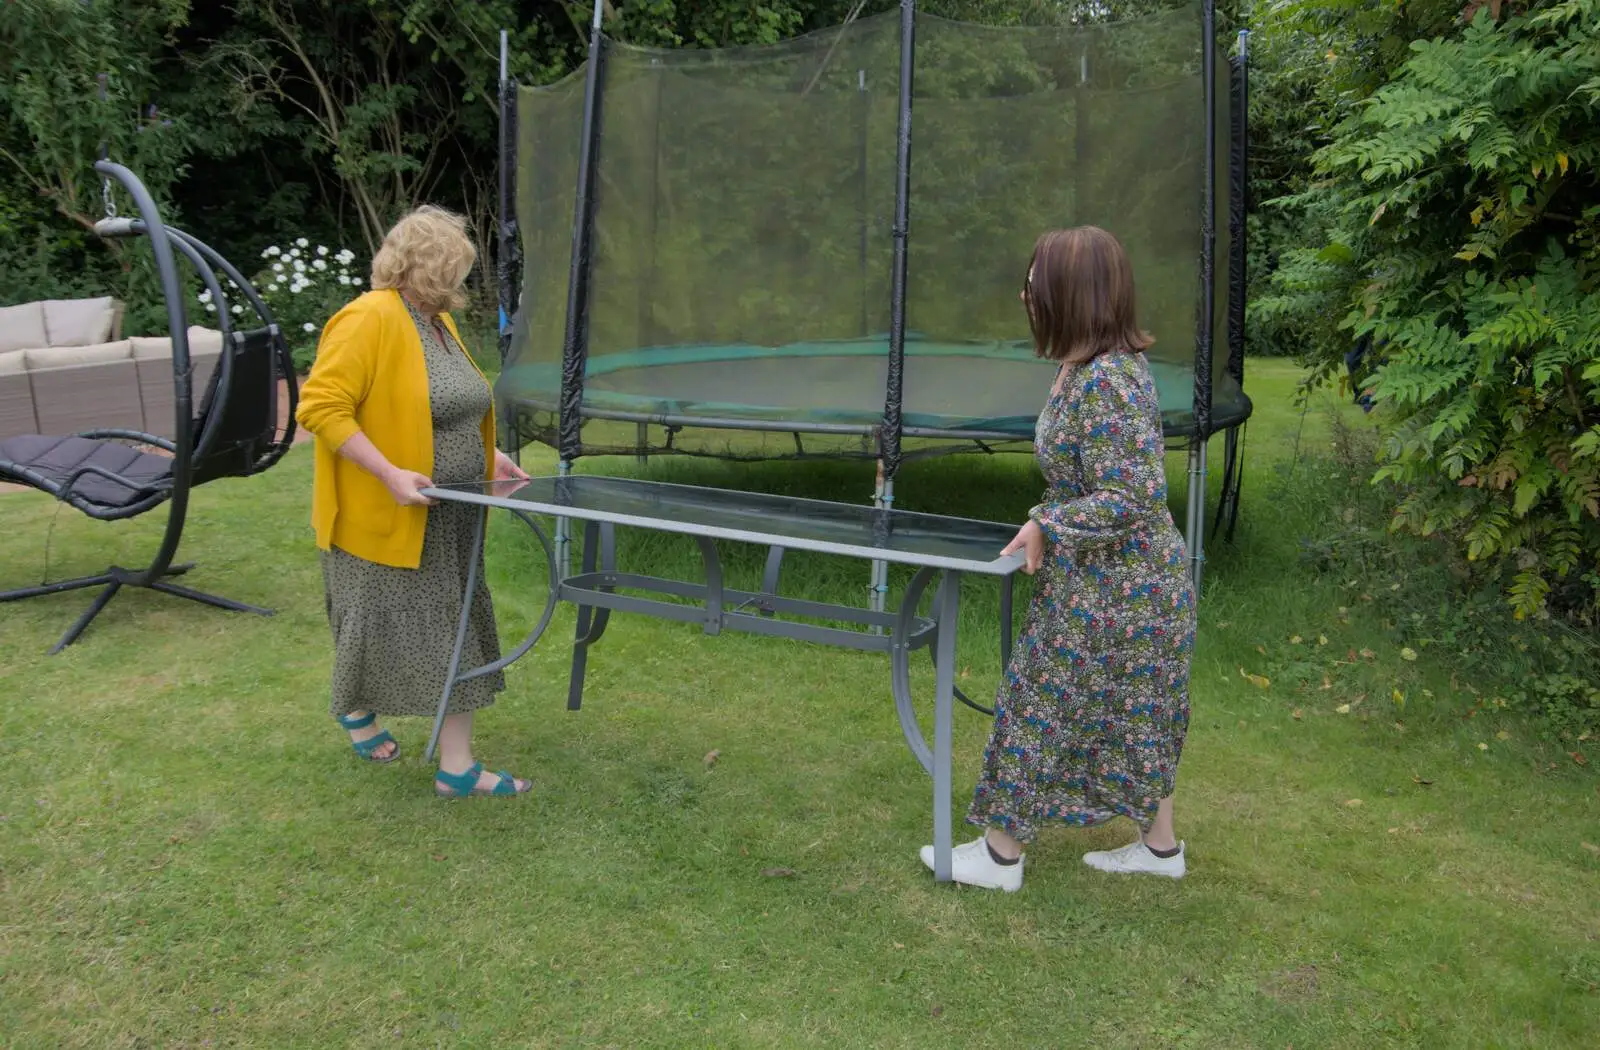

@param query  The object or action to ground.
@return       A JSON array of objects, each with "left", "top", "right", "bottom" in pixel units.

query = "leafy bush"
[
  {"left": 198, "top": 239, "right": 367, "bottom": 372},
  {"left": 0, "top": 0, "right": 202, "bottom": 331},
  {"left": 1256, "top": 1, "right": 1600, "bottom": 621},
  {"left": 1296, "top": 414, "right": 1600, "bottom": 742}
]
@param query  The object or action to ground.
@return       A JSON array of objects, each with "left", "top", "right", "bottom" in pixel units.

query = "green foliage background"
[{"left": 1251, "top": 0, "right": 1600, "bottom": 627}]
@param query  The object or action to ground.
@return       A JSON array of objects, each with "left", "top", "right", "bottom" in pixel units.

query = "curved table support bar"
[
  {"left": 890, "top": 565, "right": 939, "bottom": 775},
  {"left": 458, "top": 510, "right": 561, "bottom": 683},
  {"left": 427, "top": 507, "right": 560, "bottom": 761}
]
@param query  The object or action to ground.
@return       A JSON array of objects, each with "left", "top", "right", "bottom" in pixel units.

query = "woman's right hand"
[
  {"left": 383, "top": 467, "right": 437, "bottom": 507},
  {"left": 1002, "top": 518, "right": 1045, "bottom": 575}
]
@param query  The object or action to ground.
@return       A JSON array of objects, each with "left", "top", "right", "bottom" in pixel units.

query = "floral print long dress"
[{"left": 967, "top": 350, "right": 1196, "bottom": 840}]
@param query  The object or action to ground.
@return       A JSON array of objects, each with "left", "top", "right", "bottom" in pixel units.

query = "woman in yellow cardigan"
[{"left": 296, "top": 206, "right": 531, "bottom": 798}]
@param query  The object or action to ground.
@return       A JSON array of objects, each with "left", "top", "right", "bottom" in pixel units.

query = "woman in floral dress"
[{"left": 920, "top": 226, "right": 1196, "bottom": 891}]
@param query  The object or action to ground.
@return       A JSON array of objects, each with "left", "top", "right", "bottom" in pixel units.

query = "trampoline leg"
[
  {"left": 870, "top": 473, "right": 893, "bottom": 634},
  {"left": 1216, "top": 425, "right": 1245, "bottom": 544},
  {"left": 555, "top": 460, "right": 573, "bottom": 581},
  {"left": 1184, "top": 445, "right": 1197, "bottom": 581},
  {"left": 1186, "top": 441, "right": 1209, "bottom": 596}
]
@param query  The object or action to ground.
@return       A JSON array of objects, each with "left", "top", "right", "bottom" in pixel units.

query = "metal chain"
[{"left": 96, "top": 72, "right": 115, "bottom": 219}]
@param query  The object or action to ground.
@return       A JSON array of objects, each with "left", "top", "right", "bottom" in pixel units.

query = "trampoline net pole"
[
  {"left": 1074, "top": 40, "right": 1087, "bottom": 231},
  {"left": 497, "top": 29, "right": 520, "bottom": 369},
  {"left": 557, "top": 0, "right": 608, "bottom": 462},
  {"left": 640, "top": 58, "right": 664, "bottom": 355},
  {"left": 1227, "top": 29, "right": 1249, "bottom": 390},
  {"left": 858, "top": 68, "right": 870, "bottom": 338},
  {"left": 1186, "top": 0, "right": 1218, "bottom": 598},
  {"left": 1193, "top": 0, "right": 1217, "bottom": 443},
  {"left": 879, "top": 0, "right": 917, "bottom": 483}
]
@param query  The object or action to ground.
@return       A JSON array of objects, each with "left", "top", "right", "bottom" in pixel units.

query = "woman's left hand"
[
  {"left": 1002, "top": 518, "right": 1045, "bottom": 575},
  {"left": 492, "top": 448, "right": 530, "bottom": 482}
]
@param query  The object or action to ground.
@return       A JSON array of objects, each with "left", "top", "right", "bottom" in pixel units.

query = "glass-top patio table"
[{"left": 421, "top": 475, "right": 1024, "bottom": 883}]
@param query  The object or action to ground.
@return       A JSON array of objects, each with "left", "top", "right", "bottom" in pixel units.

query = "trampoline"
[{"left": 493, "top": 0, "right": 1251, "bottom": 594}]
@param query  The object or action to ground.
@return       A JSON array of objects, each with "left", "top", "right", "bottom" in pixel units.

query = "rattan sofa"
[{"left": 0, "top": 297, "right": 221, "bottom": 441}]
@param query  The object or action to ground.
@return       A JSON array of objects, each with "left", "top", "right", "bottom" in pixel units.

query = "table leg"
[
  {"left": 1000, "top": 572, "right": 1015, "bottom": 668},
  {"left": 759, "top": 545, "right": 785, "bottom": 617},
  {"left": 696, "top": 535, "right": 724, "bottom": 636},
  {"left": 585, "top": 522, "right": 617, "bottom": 647},
  {"left": 932, "top": 569, "right": 961, "bottom": 883},
  {"left": 426, "top": 503, "right": 489, "bottom": 762},
  {"left": 929, "top": 578, "right": 994, "bottom": 717}
]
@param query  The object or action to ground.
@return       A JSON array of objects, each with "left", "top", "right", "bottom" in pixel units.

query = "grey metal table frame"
[{"left": 419, "top": 476, "right": 1022, "bottom": 883}]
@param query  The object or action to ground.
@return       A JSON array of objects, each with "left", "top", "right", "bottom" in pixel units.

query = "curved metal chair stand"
[{"left": 0, "top": 161, "right": 297, "bottom": 653}]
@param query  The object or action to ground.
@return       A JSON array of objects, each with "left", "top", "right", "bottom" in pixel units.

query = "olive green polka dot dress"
[{"left": 320, "top": 299, "right": 504, "bottom": 718}]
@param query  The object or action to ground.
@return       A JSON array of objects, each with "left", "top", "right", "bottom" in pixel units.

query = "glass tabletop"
[{"left": 426, "top": 476, "right": 1023, "bottom": 575}]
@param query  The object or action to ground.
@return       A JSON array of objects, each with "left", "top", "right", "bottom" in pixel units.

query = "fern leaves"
[{"left": 1272, "top": 0, "right": 1600, "bottom": 618}]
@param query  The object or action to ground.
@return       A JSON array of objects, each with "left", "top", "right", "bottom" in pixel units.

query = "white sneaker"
[
  {"left": 1082, "top": 839, "right": 1186, "bottom": 879},
  {"left": 919, "top": 835, "right": 1025, "bottom": 892}
]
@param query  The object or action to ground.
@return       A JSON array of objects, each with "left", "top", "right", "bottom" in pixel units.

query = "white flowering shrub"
[{"left": 195, "top": 239, "right": 366, "bottom": 373}]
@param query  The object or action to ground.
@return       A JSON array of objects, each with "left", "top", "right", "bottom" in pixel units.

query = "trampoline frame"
[
  {"left": 500, "top": 339, "right": 1253, "bottom": 442},
  {"left": 495, "top": 0, "right": 1250, "bottom": 599}
]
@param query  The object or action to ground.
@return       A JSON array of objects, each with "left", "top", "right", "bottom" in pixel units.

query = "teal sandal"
[
  {"left": 337, "top": 712, "right": 399, "bottom": 763},
  {"left": 434, "top": 762, "right": 530, "bottom": 798}
]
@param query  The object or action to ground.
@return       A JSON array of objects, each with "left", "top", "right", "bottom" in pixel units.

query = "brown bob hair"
[{"left": 1022, "top": 226, "right": 1153, "bottom": 364}]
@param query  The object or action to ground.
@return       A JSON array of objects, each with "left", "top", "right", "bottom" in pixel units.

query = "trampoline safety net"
[{"left": 501, "top": 1, "right": 1247, "bottom": 464}]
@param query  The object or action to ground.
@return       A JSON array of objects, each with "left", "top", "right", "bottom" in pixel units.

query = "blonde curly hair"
[{"left": 370, "top": 205, "right": 476, "bottom": 315}]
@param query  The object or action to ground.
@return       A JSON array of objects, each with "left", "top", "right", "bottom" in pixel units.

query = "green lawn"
[{"left": 1, "top": 359, "right": 1595, "bottom": 1048}]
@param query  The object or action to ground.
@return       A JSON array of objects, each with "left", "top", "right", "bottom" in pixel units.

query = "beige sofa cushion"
[
  {"left": 26, "top": 340, "right": 134, "bottom": 372},
  {"left": 42, "top": 296, "right": 120, "bottom": 347},
  {"left": 0, "top": 348, "right": 26, "bottom": 376},
  {"left": 131, "top": 326, "right": 225, "bottom": 360},
  {"left": 188, "top": 326, "right": 225, "bottom": 357},
  {"left": 0, "top": 302, "right": 50, "bottom": 354}
]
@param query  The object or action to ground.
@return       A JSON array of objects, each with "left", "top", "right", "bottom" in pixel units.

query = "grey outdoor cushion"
[{"left": 0, "top": 434, "right": 173, "bottom": 513}]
